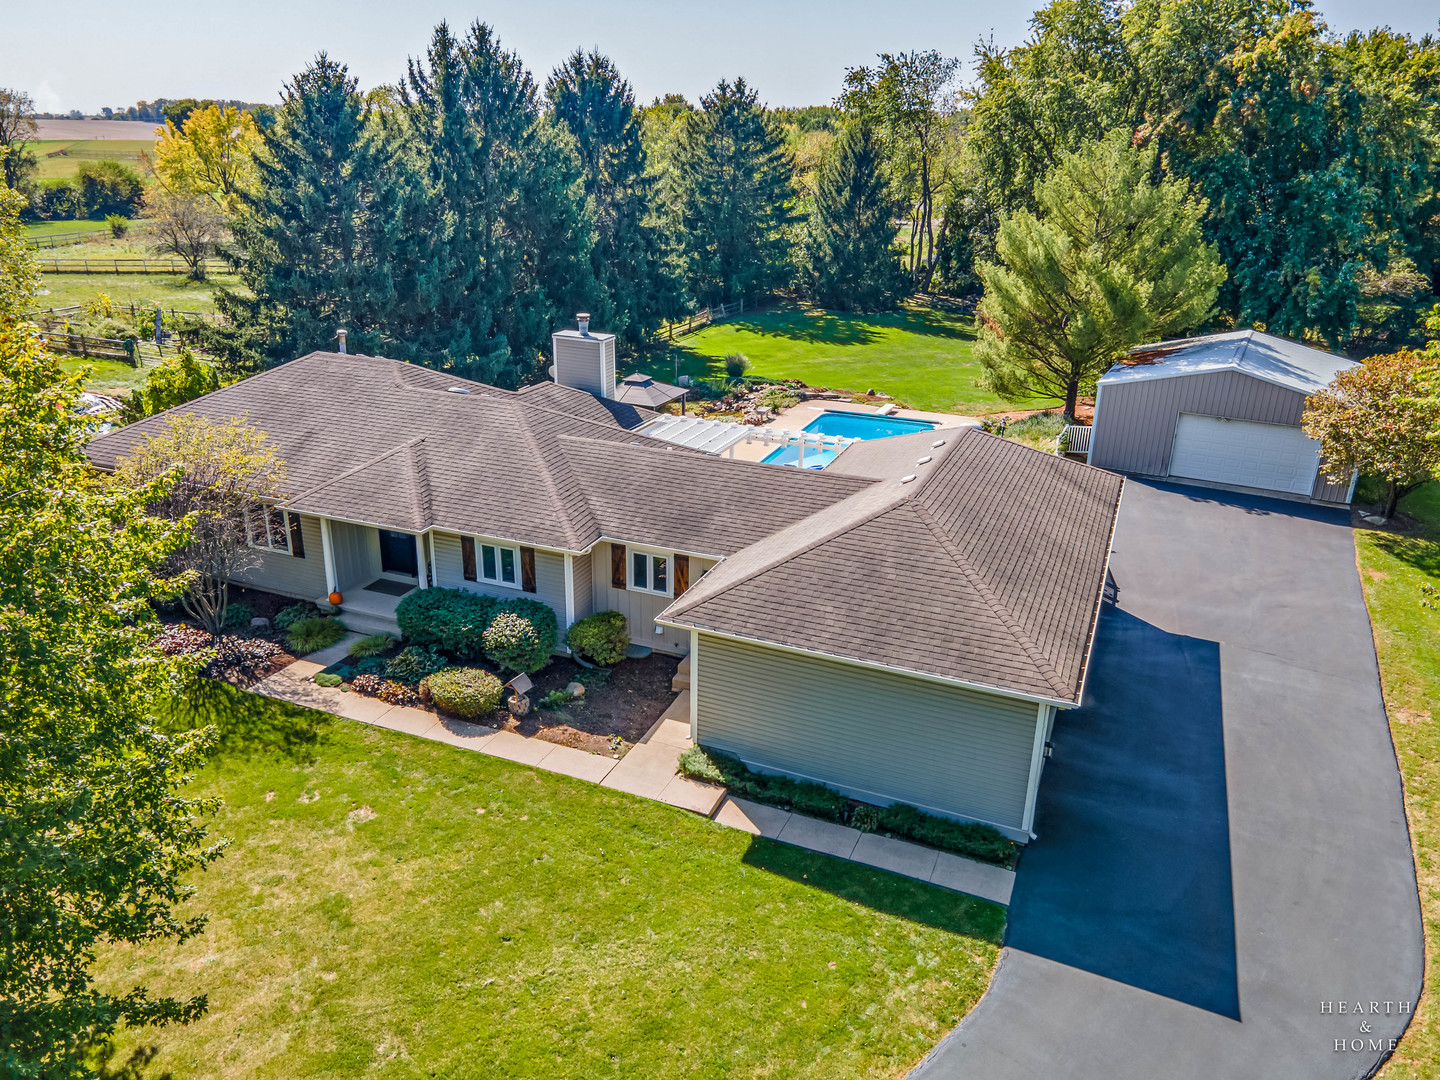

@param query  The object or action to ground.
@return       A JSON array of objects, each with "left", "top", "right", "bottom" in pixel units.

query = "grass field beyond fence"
[
  {"left": 632, "top": 299, "right": 1047, "bottom": 416},
  {"left": 93, "top": 683, "right": 1002, "bottom": 1079},
  {"left": 30, "top": 138, "right": 156, "bottom": 181}
]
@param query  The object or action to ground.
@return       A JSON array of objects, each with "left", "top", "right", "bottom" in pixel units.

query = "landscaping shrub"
[
  {"left": 565, "top": 610, "right": 628, "bottom": 666},
  {"left": 396, "top": 587, "right": 497, "bottom": 659},
  {"left": 286, "top": 616, "right": 345, "bottom": 655},
  {"left": 376, "top": 680, "right": 421, "bottom": 706},
  {"left": 385, "top": 646, "right": 448, "bottom": 685},
  {"left": 348, "top": 633, "right": 395, "bottom": 658},
  {"left": 350, "top": 674, "right": 381, "bottom": 695},
  {"left": 274, "top": 601, "right": 319, "bottom": 631},
  {"left": 421, "top": 667, "right": 503, "bottom": 719},
  {"left": 353, "top": 656, "right": 388, "bottom": 676},
  {"left": 314, "top": 673, "right": 343, "bottom": 688},
  {"left": 724, "top": 353, "right": 751, "bottom": 379},
  {"left": 539, "top": 689, "right": 581, "bottom": 710},
  {"left": 151, "top": 623, "right": 214, "bottom": 656},
  {"left": 105, "top": 213, "right": 129, "bottom": 238},
  {"left": 223, "top": 602, "right": 254, "bottom": 628},
  {"left": 677, "top": 747, "right": 847, "bottom": 823},
  {"left": 872, "top": 803, "right": 1017, "bottom": 867},
  {"left": 483, "top": 598, "right": 557, "bottom": 673}
]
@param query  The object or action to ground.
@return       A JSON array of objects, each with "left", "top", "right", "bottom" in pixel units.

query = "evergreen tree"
[
  {"left": 215, "top": 55, "right": 405, "bottom": 372},
  {"left": 976, "top": 131, "right": 1226, "bottom": 416},
  {"left": 547, "top": 49, "right": 679, "bottom": 343},
  {"left": 667, "top": 79, "right": 797, "bottom": 306},
  {"left": 796, "top": 121, "right": 906, "bottom": 311}
]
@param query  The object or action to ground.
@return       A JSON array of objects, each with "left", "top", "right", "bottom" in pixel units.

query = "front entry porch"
[{"left": 317, "top": 519, "right": 431, "bottom": 637}]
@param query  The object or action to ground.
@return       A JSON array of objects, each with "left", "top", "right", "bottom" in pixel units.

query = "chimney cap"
[
  {"left": 336, "top": 327, "right": 348, "bottom": 355},
  {"left": 576, "top": 312, "right": 591, "bottom": 336}
]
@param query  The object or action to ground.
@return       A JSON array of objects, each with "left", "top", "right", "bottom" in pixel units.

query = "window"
[
  {"left": 629, "top": 549, "right": 670, "bottom": 596},
  {"left": 464, "top": 536, "right": 521, "bottom": 587},
  {"left": 244, "top": 505, "right": 302, "bottom": 556}
]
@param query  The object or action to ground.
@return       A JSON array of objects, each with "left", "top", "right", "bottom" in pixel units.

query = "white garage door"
[{"left": 1168, "top": 414, "right": 1320, "bottom": 496}]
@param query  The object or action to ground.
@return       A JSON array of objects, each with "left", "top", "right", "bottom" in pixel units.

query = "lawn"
[
  {"left": 93, "top": 682, "right": 1003, "bottom": 1079},
  {"left": 29, "top": 138, "right": 156, "bottom": 181},
  {"left": 23, "top": 219, "right": 113, "bottom": 239},
  {"left": 1360, "top": 481, "right": 1440, "bottom": 1080},
  {"left": 630, "top": 299, "right": 1047, "bottom": 416}
]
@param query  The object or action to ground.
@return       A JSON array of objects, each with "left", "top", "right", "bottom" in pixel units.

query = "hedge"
[
  {"left": 677, "top": 746, "right": 1018, "bottom": 868},
  {"left": 566, "top": 610, "right": 629, "bottom": 666},
  {"left": 396, "top": 588, "right": 497, "bottom": 659},
  {"left": 420, "top": 667, "right": 504, "bottom": 719}
]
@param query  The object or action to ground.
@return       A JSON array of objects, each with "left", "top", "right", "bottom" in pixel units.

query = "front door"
[{"left": 378, "top": 529, "right": 418, "bottom": 577}]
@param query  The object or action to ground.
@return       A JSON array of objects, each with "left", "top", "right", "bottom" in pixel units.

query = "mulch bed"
[{"left": 495, "top": 654, "right": 681, "bottom": 757}]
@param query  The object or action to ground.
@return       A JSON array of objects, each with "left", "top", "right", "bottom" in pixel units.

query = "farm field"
[
  {"left": 32, "top": 273, "right": 238, "bottom": 314},
  {"left": 632, "top": 298, "right": 1047, "bottom": 416},
  {"left": 1362, "top": 482, "right": 1440, "bottom": 1080},
  {"left": 23, "top": 219, "right": 114, "bottom": 239},
  {"left": 30, "top": 138, "right": 156, "bottom": 181},
  {"left": 92, "top": 684, "right": 1003, "bottom": 1079}
]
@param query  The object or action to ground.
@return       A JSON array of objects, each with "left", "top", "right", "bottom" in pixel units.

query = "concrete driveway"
[{"left": 913, "top": 480, "right": 1422, "bottom": 1080}]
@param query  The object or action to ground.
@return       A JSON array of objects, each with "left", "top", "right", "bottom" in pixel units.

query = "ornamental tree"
[
  {"left": 115, "top": 414, "right": 287, "bottom": 632},
  {"left": 0, "top": 322, "right": 224, "bottom": 1077},
  {"left": 1303, "top": 347, "right": 1440, "bottom": 519}
]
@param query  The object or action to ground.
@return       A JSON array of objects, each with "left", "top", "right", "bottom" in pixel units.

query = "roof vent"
[
  {"left": 931, "top": 439, "right": 946, "bottom": 448},
  {"left": 336, "top": 328, "right": 347, "bottom": 355},
  {"left": 900, "top": 474, "right": 917, "bottom": 484},
  {"left": 916, "top": 455, "right": 932, "bottom": 465},
  {"left": 577, "top": 312, "right": 591, "bottom": 336},
  {"left": 445, "top": 386, "right": 472, "bottom": 395}
]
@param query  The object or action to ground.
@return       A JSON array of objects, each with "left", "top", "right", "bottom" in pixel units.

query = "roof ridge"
[
  {"left": 408, "top": 438, "right": 433, "bottom": 529},
  {"left": 910, "top": 501, "right": 1071, "bottom": 699},
  {"left": 662, "top": 483, "right": 907, "bottom": 619},
  {"left": 512, "top": 401, "right": 584, "bottom": 549}
]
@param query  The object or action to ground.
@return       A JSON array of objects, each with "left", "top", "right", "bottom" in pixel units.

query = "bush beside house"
[{"left": 566, "top": 611, "right": 629, "bottom": 666}]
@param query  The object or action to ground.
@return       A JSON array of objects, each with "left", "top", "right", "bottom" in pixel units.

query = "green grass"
[
  {"left": 23, "top": 219, "right": 113, "bottom": 238},
  {"left": 32, "top": 273, "right": 238, "bottom": 314},
  {"left": 58, "top": 357, "right": 149, "bottom": 396},
  {"left": 30, "top": 138, "right": 155, "bottom": 181},
  {"left": 632, "top": 299, "right": 1046, "bottom": 416},
  {"left": 93, "top": 682, "right": 1002, "bottom": 1079},
  {"left": 1359, "top": 482, "right": 1440, "bottom": 1080}
]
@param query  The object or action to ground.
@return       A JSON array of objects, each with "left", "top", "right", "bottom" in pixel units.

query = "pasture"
[{"left": 30, "top": 138, "right": 156, "bottom": 181}]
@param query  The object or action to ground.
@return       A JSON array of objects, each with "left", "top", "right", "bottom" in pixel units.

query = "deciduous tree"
[
  {"left": 976, "top": 131, "right": 1226, "bottom": 416},
  {"left": 115, "top": 415, "right": 287, "bottom": 632},
  {"left": 119, "top": 348, "right": 223, "bottom": 422},
  {"left": 153, "top": 103, "right": 263, "bottom": 211},
  {"left": 144, "top": 185, "right": 226, "bottom": 279},
  {"left": 0, "top": 320, "right": 223, "bottom": 1077},
  {"left": 0, "top": 89, "right": 38, "bottom": 191}
]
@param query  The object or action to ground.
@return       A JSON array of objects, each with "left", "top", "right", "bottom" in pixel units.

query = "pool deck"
[{"left": 726, "top": 400, "right": 983, "bottom": 464}]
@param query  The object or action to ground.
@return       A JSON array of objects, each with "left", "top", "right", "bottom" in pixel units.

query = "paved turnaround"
[{"left": 912, "top": 480, "right": 1423, "bottom": 1080}]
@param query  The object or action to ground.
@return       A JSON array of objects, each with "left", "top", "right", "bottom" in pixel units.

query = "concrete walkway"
[
  {"left": 910, "top": 481, "right": 1423, "bottom": 1080},
  {"left": 252, "top": 662, "right": 1015, "bottom": 906}
]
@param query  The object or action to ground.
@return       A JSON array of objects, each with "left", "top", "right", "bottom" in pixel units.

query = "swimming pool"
[{"left": 762, "top": 410, "right": 936, "bottom": 469}]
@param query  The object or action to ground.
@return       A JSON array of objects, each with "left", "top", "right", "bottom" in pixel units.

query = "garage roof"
[{"left": 1098, "top": 330, "right": 1357, "bottom": 396}]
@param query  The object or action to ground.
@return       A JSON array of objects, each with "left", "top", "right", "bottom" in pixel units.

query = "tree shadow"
[
  {"left": 1365, "top": 528, "right": 1440, "bottom": 577},
  {"left": 1005, "top": 607, "right": 1240, "bottom": 1019},
  {"left": 739, "top": 837, "right": 1005, "bottom": 944},
  {"left": 161, "top": 677, "right": 333, "bottom": 762},
  {"left": 88, "top": 1043, "right": 173, "bottom": 1080}
]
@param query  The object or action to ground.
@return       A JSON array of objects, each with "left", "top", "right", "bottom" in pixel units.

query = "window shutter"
[
  {"left": 673, "top": 554, "right": 689, "bottom": 596},
  {"left": 611, "top": 544, "right": 626, "bottom": 590},
  {"left": 520, "top": 547, "right": 537, "bottom": 593},
  {"left": 461, "top": 536, "right": 477, "bottom": 581},
  {"left": 288, "top": 513, "right": 306, "bottom": 558}
]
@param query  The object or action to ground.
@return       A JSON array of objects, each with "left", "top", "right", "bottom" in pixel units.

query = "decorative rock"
[
  {"left": 565, "top": 681, "right": 586, "bottom": 698},
  {"left": 250, "top": 616, "right": 272, "bottom": 629},
  {"left": 1360, "top": 513, "right": 1387, "bottom": 525}
]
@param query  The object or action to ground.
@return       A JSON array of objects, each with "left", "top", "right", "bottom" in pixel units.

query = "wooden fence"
[
  {"left": 39, "top": 331, "right": 199, "bottom": 366},
  {"left": 26, "top": 302, "right": 223, "bottom": 325},
  {"left": 25, "top": 223, "right": 154, "bottom": 250},
  {"left": 656, "top": 297, "right": 751, "bottom": 341},
  {"left": 37, "top": 256, "right": 228, "bottom": 275}
]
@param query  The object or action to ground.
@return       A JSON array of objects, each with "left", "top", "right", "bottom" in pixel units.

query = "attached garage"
[{"left": 1088, "top": 330, "right": 1358, "bottom": 503}]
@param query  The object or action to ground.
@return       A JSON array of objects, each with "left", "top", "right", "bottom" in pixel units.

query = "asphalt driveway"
[{"left": 912, "top": 480, "right": 1422, "bottom": 1080}]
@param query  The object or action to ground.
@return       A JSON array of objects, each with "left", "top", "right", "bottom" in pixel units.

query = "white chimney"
[
  {"left": 552, "top": 314, "right": 615, "bottom": 399},
  {"left": 336, "top": 328, "right": 348, "bottom": 354}
]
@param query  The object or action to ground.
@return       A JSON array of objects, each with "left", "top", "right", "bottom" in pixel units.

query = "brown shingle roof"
[{"left": 661, "top": 428, "right": 1123, "bottom": 703}]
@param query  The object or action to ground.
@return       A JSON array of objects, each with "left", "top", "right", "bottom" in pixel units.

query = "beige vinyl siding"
[
  {"left": 231, "top": 514, "right": 327, "bottom": 600},
  {"left": 694, "top": 634, "right": 1039, "bottom": 839},
  {"left": 1091, "top": 370, "right": 1352, "bottom": 502},
  {"left": 570, "top": 550, "right": 594, "bottom": 623},
  {"left": 329, "top": 519, "right": 380, "bottom": 590},
  {"left": 431, "top": 531, "right": 566, "bottom": 617},
  {"left": 552, "top": 334, "right": 616, "bottom": 398},
  {"left": 590, "top": 541, "right": 711, "bottom": 655}
]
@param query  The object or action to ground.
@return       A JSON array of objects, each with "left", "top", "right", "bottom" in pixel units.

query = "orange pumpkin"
[{"left": 328, "top": 591, "right": 343, "bottom": 606}]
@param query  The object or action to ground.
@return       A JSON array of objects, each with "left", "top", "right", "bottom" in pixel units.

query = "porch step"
[
  {"left": 671, "top": 653, "right": 691, "bottom": 693},
  {"left": 337, "top": 608, "right": 402, "bottom": 639}
]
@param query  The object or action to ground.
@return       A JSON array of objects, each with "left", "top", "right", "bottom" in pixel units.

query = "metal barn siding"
[
  {"left": 231, "top": 514, "right": 328, "bottom": 600},
  {"left": 1091, "top": 370, "right": 1351, "bottom": 502},
  {"left": 693, "top": 633, "right": 1040, "bottom": 839},
  {"left": 431, "top": 532, "right": 567, "bottom": 618},
  {"left": 590, "top": 541, "right": 711, "bottom": 655}
]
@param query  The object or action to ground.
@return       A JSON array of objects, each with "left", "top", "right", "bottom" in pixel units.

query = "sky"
[{"left": 6, "top": 0, "right": 1439, "bottom": 114}]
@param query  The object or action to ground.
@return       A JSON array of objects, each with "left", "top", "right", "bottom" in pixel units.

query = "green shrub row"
[
  {"left": 677, "top": 747, "right": 1018, "bottom": 868},
  {"left": 566, "top": 610, "right": 628, "bottom": 666},
  {"left": 420, "top": 667, "right": 504, "bottom": 719},
  {"left": 396, "top": 588, "right": 557, "bottom": 673}
]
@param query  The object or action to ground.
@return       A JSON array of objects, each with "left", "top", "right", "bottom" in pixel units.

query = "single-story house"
[
  {"left": 1087, "top": 329, "right": 1358, "bottom": 502},
  {"left": 87, "top": 322, "right": 1124, "bottom": 842}
]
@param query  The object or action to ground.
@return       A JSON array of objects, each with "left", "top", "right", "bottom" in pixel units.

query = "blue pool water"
[{"left": 762, "top": 410, "right": 936, "bottom": 469}]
